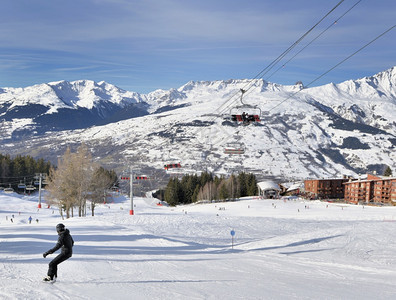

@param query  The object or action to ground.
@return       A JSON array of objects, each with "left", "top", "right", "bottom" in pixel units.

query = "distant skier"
[
  {"left": 28, "top": 216, "right": 32, "bottom": 224},
  {"left": 42, "top": 223, "right": 74, "bottom": 282},
  {"left": 242, "top": 112, "right": 247, "bottom": 122}
]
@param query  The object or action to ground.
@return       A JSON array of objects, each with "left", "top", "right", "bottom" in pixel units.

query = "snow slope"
[{"left": 1, "top": 191, "right": 396, "bottom": 299}]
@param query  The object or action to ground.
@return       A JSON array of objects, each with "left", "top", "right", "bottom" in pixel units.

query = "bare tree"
[
  {"left": 73, "top": 144, "right": 95, "bottom": 217},
  {"left": 88, "top": 167, "right": 114, "bottom": 216},
  {"left": 197, "top": 181, "right": 216, "bottom": 202},
  {"left": 46, "top": 144, "right": 96, "bottom": 218}
]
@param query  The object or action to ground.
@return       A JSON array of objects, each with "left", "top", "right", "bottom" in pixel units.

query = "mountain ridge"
[{"left": 1, "top": 67, "right": 395, "bottom": 185}]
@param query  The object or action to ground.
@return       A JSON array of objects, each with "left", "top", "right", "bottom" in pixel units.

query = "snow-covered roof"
[
  {"left": 287, "top": 182, "right": 304, "bottom": 192},
  {"left": 257, "top": 181, "right": 280, "bottom": 191}
]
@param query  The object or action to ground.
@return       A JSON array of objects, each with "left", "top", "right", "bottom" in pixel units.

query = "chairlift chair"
[
  {"left": 18, "top": 182, "right": 26, "bottom": 189},
  {"left": 230, "top": 89, "right": 261, "bottom": 123},
  {"left": 42, "top": 175, "right": 49, "bottom": 185},
  {"left": 224, "top": 142, "right": 246, "bottom": 155},
  {"left": 164, "top": 163, "right": 182, "bottom": 170},
  {"left": 26, "top": 184, "right": 36, "bottom": 191},
  {"left": 165, "top": 164, "right": 186, "bottom": 178},
  {"left": 4, "top": 185, "right": 14, "bottom": 193}
]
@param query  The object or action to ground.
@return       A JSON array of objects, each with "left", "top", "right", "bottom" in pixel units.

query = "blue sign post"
[{"left": 230, "top": 230, "right": 235, "bottom": 249}]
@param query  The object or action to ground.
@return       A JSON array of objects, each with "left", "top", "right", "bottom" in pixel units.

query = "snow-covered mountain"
[
  {"left": 0, "top": 80, "right": 149, "bottom": 137},
  {"left": 1, "top": 67, "right": 395, "bottom": 184}
]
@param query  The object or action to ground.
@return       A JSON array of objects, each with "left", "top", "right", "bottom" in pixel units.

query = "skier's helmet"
[{"left": 56, "top": 223, "right": 65, "bottom": 233}]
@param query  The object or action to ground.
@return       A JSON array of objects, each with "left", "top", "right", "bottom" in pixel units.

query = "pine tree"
[
  {"left": 13, "top": 155, "right": 26, "bottom": 178},
  {"left": 24, "top": 155, "right": 36, "bottom": 177},
  {"left": 192, "top": 185, "right": 200, "bottom": 202},
  {"left": 164, "top": 178, "right": 182, "bottom": 206},
  {"left": 0, "top": 155, "right": 11, "bottom": 183},
  {"left": 200, "top": 172, "right": 213, "bottom": 187},
  {"left": 229, "top": 174, "right": 239, "bottom": 199},
  {"left": 384, "top": 166, "right": 393, "bottom": 177},
  {"left": 246, "top": 173, "right": 258, "bottom": 196},
  {"left": 182, "top": 174, "right": 199, "bottom": 204},
  {"left": 238, "top": 172, "right": 248, "bottom": 197},
  {"left": 218, "top": 180, "right": 229, "bottom": 200}
]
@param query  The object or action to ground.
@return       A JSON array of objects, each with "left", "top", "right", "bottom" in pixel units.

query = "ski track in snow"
[{"left": 1, "top": 192, "right": 396, "bottom": 299}]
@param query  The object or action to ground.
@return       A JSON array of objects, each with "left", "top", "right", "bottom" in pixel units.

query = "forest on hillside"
[
  {"left": 0, "top": 154, "right": 52, "bottom": 190},
  {"left": 154, "top": 172, "right": 258, "bottom": 206}
]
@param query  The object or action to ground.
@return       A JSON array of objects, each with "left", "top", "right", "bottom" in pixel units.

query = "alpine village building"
[
  {"left": 344, "top": 174, "right": 396, "bottom": 205},
  {"left": 304, "top": 174, "right": 396, "bottom": 205}
]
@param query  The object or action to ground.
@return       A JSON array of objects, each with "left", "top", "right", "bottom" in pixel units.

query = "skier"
[
  {"left": 42, "top": 223, "right": 74, "bottom": 282},
  {"left": 242, "top": 112, "right": 247, "bottom": 122}
]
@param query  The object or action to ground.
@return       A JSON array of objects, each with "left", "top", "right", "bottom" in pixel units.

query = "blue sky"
[{"left": 1, "top": 0, "right": 395, "bottom": 94}]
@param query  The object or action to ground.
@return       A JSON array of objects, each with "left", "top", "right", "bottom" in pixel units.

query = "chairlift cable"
[
  {"left": 200, "top": 22, "right": 395, "bottom": 161},
  {"left": 266, "top": 0, "right": 362, "bottom": 82},
  {"left": 305, "top": 25, "right": 396, "bottom": 88},
  {"left": 199, "top": 1, "right": 346, "bottom": 122},
  {"left": 237, "top": 0, "right": 346, "bottom": 97},
  {"left": 171, "top": 1, "right": 347, "bottom": 160},
  {"left": 268, "top": 24, "right": 396, "bottom": 112},
  {"left": 171, "top": 4, "right": 393, "bottom": 174},
  {"left": 155, "top": 1, "right": 347, "bottom": 157}
]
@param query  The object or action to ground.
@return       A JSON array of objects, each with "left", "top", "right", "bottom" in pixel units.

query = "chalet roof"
[
  {"left": 257, "top": 181, "right": 280, "bottom": 191},
  {"left": 287, "top": 182, "right": 304, "bottom": 192}
]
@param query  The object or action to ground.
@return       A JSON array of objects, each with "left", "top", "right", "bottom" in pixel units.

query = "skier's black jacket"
[{"left": 48, "top": 229, "right": 74, "bottom": 257}]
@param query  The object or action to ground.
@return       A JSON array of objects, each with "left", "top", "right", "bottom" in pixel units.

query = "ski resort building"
[
  {"left": 280, "top": 181, "right": 304, "bottom": 195},
  {"left": 304, "top": 178, "right": 349, "bottom": 199},
  {"left": 344, "top": 174, "right": 396, "bottom": 205},
  {"left": 257, "top": 181, "right": 281, "bottom": 199}
]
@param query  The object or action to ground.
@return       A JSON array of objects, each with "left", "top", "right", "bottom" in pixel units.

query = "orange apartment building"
[
  {"left": 344, "top": 174, "right": 396, "bottom": 205},
  {"left": 304, "top": 178, "right": 349, "bottom": 199}
]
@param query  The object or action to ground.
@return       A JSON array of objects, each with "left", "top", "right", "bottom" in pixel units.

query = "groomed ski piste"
[{"left": 1, "top": 191, "right": 396, "bottom": 300}]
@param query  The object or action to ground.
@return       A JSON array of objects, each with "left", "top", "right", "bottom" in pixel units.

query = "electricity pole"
[
  {"left": 129, "top": 167, "right": 134, "bottom": 215},
  {"left": 38, "top": 173, "right": 42, "bottom": 208}
]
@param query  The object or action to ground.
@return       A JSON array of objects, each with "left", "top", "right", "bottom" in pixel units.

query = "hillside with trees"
[
  {"left": 156, "top": 172, "right": 258, "bottom": 206},
  {"left": 0, "top": 154, "right": 52, "bottom": 190}
]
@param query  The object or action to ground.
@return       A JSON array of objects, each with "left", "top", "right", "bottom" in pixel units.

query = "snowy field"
[{"left": 1, "top": 192, "right": 396, "bottom": 300}]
